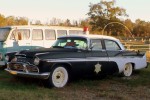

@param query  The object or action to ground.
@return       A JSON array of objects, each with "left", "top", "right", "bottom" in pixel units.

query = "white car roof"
[
  {"left": 61, "top": 34, "right": 119, "bottom": 41},
  {"left": 85, "top": 34, "right": 118, "bottom": 40}
]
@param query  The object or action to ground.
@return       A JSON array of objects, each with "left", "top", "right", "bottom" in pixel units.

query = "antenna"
[{"left": 102, "top": 22, "right": 134, "bottom": 39}]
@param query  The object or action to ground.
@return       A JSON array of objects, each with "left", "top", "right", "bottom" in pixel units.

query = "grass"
[{"left": 0, "top": 64, "right": 150, "bottom": 100}]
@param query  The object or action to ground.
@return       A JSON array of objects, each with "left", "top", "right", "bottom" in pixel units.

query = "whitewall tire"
[
  {"left": 49, "top": 66, "right": 69, "bottom": 88},
  {"left": 122, "top": 63, "right": 133, "bottom": 77}
]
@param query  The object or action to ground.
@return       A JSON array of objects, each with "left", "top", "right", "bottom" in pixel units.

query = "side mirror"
[{"left": 89, "top": 44, "right": 95, "bottom": 51}]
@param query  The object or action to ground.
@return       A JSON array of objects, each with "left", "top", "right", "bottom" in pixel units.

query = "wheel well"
[
  {"left": 51, "top": 63, "right": 72, "bottom": 75},
  {"left": 131, "top": 63, "right": 135, "bottom": 69},
  {"left": 131, "top": 63, "right": 135, "bottom": 70},
  {"left": 125, "top": 62, "right": 135, "bottom": 70}
]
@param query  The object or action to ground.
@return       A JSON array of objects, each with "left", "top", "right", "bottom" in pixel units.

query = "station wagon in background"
[
  {"left": 0, "top": 25, "right": 88, "bottom": 66},
  {"left": 5, "top": 35, "right": 147, "bottom": 88}
]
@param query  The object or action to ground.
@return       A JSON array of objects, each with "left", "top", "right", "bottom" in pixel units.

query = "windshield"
[
  {"left": 52, "top": 37, "right": 87, "bottom": 49},
  {"left": 0, "top": 28, "right": 11, "bottom": 41}
]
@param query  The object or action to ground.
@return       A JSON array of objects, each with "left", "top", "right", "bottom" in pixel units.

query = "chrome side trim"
[{"left": 5, "top": 69, "right": 50, "bottom": 79}]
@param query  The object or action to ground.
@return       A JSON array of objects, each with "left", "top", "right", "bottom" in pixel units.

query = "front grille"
[
  {"left": 15, "top": 56, "right": 34, "bottom": 65},
  {"left": 10, "top": 63, "right": 24, "bottom": 71},
  {"left": 8, "top": 63, "right": 39, "bottom": 73},
  {"left": 26, "top": 65, "right": 39, "bottom": 72},
  {"left": 17, "top": 58, "right": 27, "bottom": 62}
]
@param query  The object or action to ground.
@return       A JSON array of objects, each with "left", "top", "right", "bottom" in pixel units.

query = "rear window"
[{"left": 104, "top": 40, "right": 121, "bottom": 50}]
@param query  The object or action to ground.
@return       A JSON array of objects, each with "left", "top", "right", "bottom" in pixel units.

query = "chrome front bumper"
[{"left": 5, "top": 68, "right": 50, "bottom": 79}]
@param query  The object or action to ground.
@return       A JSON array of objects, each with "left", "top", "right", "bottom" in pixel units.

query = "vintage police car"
[{"left": 5, "top": 35, "right": 147, "bottom": 88}]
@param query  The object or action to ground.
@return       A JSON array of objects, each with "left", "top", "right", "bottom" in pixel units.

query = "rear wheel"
[
  {"left": 122, "top": 63, "right": 133, "bottom": 77},
  {"left": 47, "top": 66, "right": 69, "bottom": 88}
]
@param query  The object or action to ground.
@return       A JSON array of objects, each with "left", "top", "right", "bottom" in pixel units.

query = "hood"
[{"left": 16, "top": 48, "right": 79, "bottom": 58}]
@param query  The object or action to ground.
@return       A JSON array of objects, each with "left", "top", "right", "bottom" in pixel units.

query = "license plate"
[{"left": 10, "top": 71, "right": 17, "bottom": 75}]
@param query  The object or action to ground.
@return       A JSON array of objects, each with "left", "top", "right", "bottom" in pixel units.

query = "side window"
[
  {"left": 45, "top": 29, "right": 56, "bottom": 40},
  {"left": 104, "top": 40, "right": 121, "bottom": 50},
  {"left": 57, "top": 30, "right": 67, "bottom": 37},
  {"left": 11, "top": 29, "right": 30, "bottom": 40},
  {"left": 91, "top": 39, "right": 102, "bottom": 51},
  {"left": 32, "top": 29, "right": 43, "bottom": 40}
]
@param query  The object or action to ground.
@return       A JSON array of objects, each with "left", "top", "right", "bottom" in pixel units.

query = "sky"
[{"left": 0, "top": 0, "right": 150, "bottom": 23}]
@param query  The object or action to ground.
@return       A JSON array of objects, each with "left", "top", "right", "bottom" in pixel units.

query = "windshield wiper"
[{"left": 52, "top": 46, "right": 64, "bottom": 48}]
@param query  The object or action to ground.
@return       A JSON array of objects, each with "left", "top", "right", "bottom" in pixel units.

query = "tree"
[
  {"left": 64, "top": 19, "right": 71, "bottom": 26},
  {"left": 50, "top": 17, "right": 58, "bottom": 25},
  {"left": 87, "top": 0, "right": 128, "bottom": 35},
  {"left": 15, "top": 17, "right": 28, "bottom": 25},
  {"left": 123, "top": 19, "right": 134, "bottom": 37},
  {"left": 72, "top": 20, "right": 79, "bottom": 27},
  {"left": 133, "top": 19, "right": 150, "bottom": 37},
  {"left": 49, "top": 18, "right": 63, "bottom": 26},
  {"left": 80, "top": 19, "right": 90, "bottom": 27},
  {"left": 35, "top": 20, "right": 42, "bottom": 25},
  {"left": 6, "top": 16, "right": 16, "bottom": 26},
  {"left": 0, "top": 14, "right": 7, "bottom": 26}
]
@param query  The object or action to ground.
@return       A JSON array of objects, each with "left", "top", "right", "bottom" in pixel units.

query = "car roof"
[
  {"left": 58, "top": 34, "right": 119, "bottom": 41},
  {"left": 0, "top": 25, "right": 83, "bottom": 30}
]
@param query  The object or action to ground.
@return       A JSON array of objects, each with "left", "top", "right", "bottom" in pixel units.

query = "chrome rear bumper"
[{"left": 5, "top": 68, "right": 50, "bottom": 79}]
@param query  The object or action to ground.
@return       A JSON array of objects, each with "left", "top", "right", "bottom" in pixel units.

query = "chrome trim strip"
[
  {"left": 5, "top": 68, "right": 50, "bottom": 79},
  {"left": 15, "top": 54, "right": 26, "bottom": 57},
  {"left": 45, "top": 57, "right": 109, "bottom": 62}
]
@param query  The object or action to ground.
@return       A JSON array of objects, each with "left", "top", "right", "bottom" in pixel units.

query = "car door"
[
  {"left": 103, "top": 39, "right": 121, "bottom": 74},
  {"left": 85, "top": 39, "right": 109, "bottom": 76}
]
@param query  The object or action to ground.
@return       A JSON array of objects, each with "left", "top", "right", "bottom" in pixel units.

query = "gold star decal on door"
[{"left": 94, "top": 63, "right": 102, "bottom": 74}]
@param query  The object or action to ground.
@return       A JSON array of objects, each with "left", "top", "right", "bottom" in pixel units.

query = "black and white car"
[{"left": 5, "top": 35, "right": 147, "bottom": 88}]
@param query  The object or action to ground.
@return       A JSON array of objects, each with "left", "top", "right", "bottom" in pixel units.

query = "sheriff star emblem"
[{"left": 94, "top": 63, "right": 102, "bottom": 74}]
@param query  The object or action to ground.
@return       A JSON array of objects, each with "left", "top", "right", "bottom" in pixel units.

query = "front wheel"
[
  {"left": 47, "top": 66, "right": 69, "bottom": 88},
  {"left": 122, "top": 63, "right": 133, "bottom": 77}
]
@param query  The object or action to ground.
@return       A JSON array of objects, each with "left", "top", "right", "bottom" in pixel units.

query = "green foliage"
[
  {"left": 132, "top": 19, "right": 150, "bottom": 37},
  {"left": 0, "top": 14, "right": 7, "bottom": 27},
  {"left": 0, "top": 14, "right": 28, "bottom": 27},
  {"left": 87, "top": 0, "right": 128, "bottom": 34},
  {"left": 87, "top": 0, "right": 150, "bottom": 37}
]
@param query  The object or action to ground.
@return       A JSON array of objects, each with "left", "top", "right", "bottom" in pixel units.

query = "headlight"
[
  {"left": 15, "top": 52, "right": 20, "bottom": 55},
  {"left": 34, "top": 57, "right": 40, "bottom": 65},
  {"left": 0, "top": 53, "right": 3, "bottom": 60},
  {"left": 5, "top": 55, "right": 9, "bottom": 61},
  {"left": 11, "top": 57, "right": 17, "bottom": 62}
]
